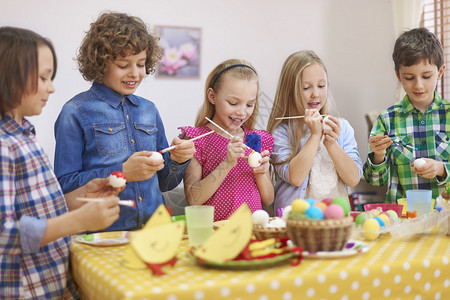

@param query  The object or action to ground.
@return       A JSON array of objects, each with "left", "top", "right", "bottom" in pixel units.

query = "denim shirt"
[{"left": 54, "top": 82, "right": 188, "bottom": 230}]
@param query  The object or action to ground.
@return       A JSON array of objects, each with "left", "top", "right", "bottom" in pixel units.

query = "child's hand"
[
  {"left": 79, "top": 196, "right": 120, "bottom": 232},
  {"left": 304, "top": 109, "right": 323, "bottom": 137},
  {"left": 84, "top": 178, "right": 124, "bottom": 198},
  {"left": 250, "top": 150, "right": 270, "bottom": 175},
  {"left": 368, "top": 135, "right": 392, "bottom": 163},
  {"left": 323, "top": 115, "right": 340, "bottom": 147},
  {"left": 411, "top": 158, "right": 446, "bottom": 178},
  {"left": 168, "top": 137, "right": 196, "bottom": 164},
  {"left": 122, "top": 151, "right": 164, "bottom": 182},
  {"left": 225, "top": 136, "right": 246, "bottom": 168}
]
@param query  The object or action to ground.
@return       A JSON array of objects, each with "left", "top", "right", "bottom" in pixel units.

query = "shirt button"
[
  {"left": 108, "top": 127, "right": 112, "bottom": 132},
  {"left": 131, "top": 139, "right": 135, "bottom": 144},
  {"left": 126, "top": 115, "right": 129, "bottom": 120},
  {"left": 138, "top": 196, "right": 142, "bottom": 202},
  {"left": 421, "top": 121, "right": 425, "bottom": 125}
]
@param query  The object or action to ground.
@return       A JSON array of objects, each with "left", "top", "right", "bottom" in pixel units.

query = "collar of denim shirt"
[{"left": 91, "top": 82, "right": 140, "bottom": 108}]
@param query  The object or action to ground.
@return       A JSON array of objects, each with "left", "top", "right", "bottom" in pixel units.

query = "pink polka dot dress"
[{"left": 180, "top": 125, "right": 274, "bottom": 221}]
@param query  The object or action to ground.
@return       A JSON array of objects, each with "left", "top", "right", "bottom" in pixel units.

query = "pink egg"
[
  {"left": 324, "top": 204, "right": 345, "bottom": 219},
  {"left": 314, "top": 201, "right": 328, "bottom": 212},
  {"left": 321, "top": 197, "right": 333, "bottom": 206}
]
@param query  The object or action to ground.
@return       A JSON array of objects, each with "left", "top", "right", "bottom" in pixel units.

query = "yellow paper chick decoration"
[
  {"left": 142, "top": 204, "right": 172, "bottom": 230},
  {"left": 121, "top": 246, "right": 147, "bottom": 270},
  {"left": 194, "top": 203, "right": 252, "bottom": 262},
  {"left": 131, "top": 221, "right": 185, "bottom": 264}
]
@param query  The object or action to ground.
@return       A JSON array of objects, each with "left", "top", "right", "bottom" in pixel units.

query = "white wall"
[{"left": 1, "top": 0, "right": 397, "bottom": 194}]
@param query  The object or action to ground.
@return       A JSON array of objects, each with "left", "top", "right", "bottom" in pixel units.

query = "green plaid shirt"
[{"left": 363, "top": 92, "right": 450, "bottom": 203}]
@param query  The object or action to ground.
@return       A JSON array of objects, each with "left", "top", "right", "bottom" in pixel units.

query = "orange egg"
[{"left": 314, "top": 201, "right": 328, "bottom": 212}]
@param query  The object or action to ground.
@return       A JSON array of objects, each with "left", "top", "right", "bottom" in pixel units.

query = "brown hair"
[
  {"left": 194, "top": 59, "right": 260, "bottom": 129},
  {"left": 77, "top": 12, "right": 162, "bottom": 82},
  {"left": 0, "top": 26, "right": 57, "bottom": 119},
  {"left": 393, "top": 27, "right": 444, "bottom": 74},
  {"left": 267, "top": 50, "right": 330, "bottom": 165}
]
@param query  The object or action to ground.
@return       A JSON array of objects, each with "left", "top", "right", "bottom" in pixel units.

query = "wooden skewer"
[
  {"left": 159, "top": 130, "right": 215, "bottom": 154},
  {"left": 77, "top": 197, "right": 136, "bottom": 208},
  {"left": 275, "top": 114, "right": 326, "bottom": 120},
  {"left": 205, "top": 117, "right": 255, "bottom": 153}
]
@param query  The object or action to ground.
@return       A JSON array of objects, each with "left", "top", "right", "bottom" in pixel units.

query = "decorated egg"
[
  {"left": 282, "top": 205, "right": 292, "bottom": 220},
  {"left": 323, "top": 115, "right": 332, "bottom": 131},
  {"left": 331, "top": 197, "right": 351, "bottom": 216},
  {"left": 362, "top": 218, "right": 380, "bottom": 240},
  {"left": 149, "top": 151, "right": 163, "bottom": 161},
  {"left": 251, "top": 210, "right": 269, "bottom": 226},
  {"left": 321, "top": 197, "right": 333, "bottom": 206},
  {"left": 305, "top": 198, "right": 316, "bottom": 207},
  {"left": 291, "top": 199, "right": 310, "bottom": 214},
  {"left": 324, "top": 204, "right": 344, "bottom": 219},
  {"left": 377, "top": 213, "right": 390, "bottom": 226},
  {"left": 248, "top": 152, "right": 262, "bottom": 168},
  {"left": 374, "top": 216, "right": 385, "bottom": 227},
  {"left": 355, "top": 212, "right": 369, "bottom": 226},
  {"left": 305, "top": 206, "right": 324, "bottom": 220},
  {"left": 313, "top": 201, "right": 328, "bottom": 212},
  {"left": 413, "top": 158, "right": 426, "bottom": 168},
  {"left": 386, "top": 210, "right": 399, "bottom": 221},
  {"left": 109, "top": 171, "right": 127, "bottom": 188}
]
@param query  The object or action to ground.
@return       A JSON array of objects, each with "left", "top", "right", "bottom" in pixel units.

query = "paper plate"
[
  {"left": 75, "top": 231, "right": 130, "bottom": 246},
  {"left": 303, "top": 240, "right": 369, "bottom": 259},
  {"left": 188, "top": 249, "right": 297, "bottom": 270}
]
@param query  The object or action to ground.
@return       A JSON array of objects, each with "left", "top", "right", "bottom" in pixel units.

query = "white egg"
[
  {"left": 266, "top": 218, "right": 286, "bottom": 228},
  {"left": 248, "top": 152, "right": 262, "bottom": 168},
  {"left": 251, "top": 210, "right": 269, "bottom": 226},
  {"left": 323, "top": 115, "right": 332, "bottom": 131},
  {"left": 414, "top": 158, "right": 426, "bottom": 168},
  {"left": 149, "top": 151, "right": 163, "bottom": 161},
  {"left": 282, "top": 205, "right": 292, "bottom": 220},
  {"left": 109, "top": 176, "right": 126, "bottom": 188}
]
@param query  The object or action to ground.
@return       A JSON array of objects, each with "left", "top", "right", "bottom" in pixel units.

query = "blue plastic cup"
[{"left": 406, "top": 190, "right": 432, "bottom": 217}]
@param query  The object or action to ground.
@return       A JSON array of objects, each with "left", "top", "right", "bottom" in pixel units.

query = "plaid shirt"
[
  {"left": 363, "top": 92, "right": 450, "bottom": 203},
  {"left": 0, "top": 116, "right": 78, "bottom": 299}
]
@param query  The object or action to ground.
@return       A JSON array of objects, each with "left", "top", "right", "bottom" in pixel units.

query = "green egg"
[
  {"left": 386, "top": 210, "right": 399, "bottom": 221},
  {"left": 331, "top": 197, "right": 351, "bottom": 217},
  {"left": 355, "top": 212, "right": 369, "bottom": 226}
]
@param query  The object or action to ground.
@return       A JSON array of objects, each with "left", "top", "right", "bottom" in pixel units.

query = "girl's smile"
[{"left": 208, "top": 74, "right": 258, "bottom": 136}]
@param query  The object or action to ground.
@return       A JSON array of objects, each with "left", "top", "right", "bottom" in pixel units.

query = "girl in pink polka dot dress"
[{"left": 181, "top": 59, "right": 274, "bottom": 221}]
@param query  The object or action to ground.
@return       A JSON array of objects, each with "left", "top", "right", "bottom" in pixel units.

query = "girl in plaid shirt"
[{"left": 0, "top": 27, "right": 120, "bottom": 299}]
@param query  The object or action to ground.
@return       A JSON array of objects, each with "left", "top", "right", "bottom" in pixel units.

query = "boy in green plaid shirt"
[{"left": 363, "top": 28, "right": 450, "bottom": 203}]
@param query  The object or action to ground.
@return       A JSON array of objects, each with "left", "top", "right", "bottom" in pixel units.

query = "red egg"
[
  {"left": 321, "top": 197, "right": 333, "bottom": 206},
  {"left": 324, "top": 204, "right": 344, "bottom": 219}
]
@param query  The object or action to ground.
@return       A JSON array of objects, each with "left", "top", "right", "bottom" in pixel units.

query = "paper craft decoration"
[
  {"left": 194, "top": 204, "right": 253, "bottom": 262},
  {"left": 122, "top": 204, "right": 184, "bottom": 275},
  {"left": 191, "top": 203, "right": 303, "bottom": 268}
]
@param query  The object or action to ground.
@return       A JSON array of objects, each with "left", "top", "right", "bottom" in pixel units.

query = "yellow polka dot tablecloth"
[{"left": 71, "top": 228, "right": 450, "bottom": 300}]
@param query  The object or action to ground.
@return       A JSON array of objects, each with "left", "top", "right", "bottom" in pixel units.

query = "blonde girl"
[
  {"left": 182, "top": 59, "right": 274, "bottom": 221},
  {"left": 267, "top": 50, "right": 362, "bottom": 213}
]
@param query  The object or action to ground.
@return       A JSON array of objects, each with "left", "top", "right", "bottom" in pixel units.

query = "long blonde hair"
[
  {"left": 195, "top": 59, "right": 259, "bottom": 129},
  {"left": 267, "top": 50, "right": 331, "bottom": 165}
]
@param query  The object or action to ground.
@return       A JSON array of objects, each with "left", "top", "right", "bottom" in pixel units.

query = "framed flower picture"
[{"left": 155, "top": 25, "right": 201, "bottom": 78}]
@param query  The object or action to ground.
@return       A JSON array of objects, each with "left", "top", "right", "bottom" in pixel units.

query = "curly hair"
[{"left": 77, "top": 12, "right": 162, "bottom": 82}]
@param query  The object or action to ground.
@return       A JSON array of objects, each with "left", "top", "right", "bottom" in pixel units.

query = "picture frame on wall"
[{"left": 155, "top": 25, "right": 201, "bottom": 78}]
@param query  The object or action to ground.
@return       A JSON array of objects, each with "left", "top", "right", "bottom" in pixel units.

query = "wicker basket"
[
  {"left": 286, "top": 216, "right": 354, "bottom": 252},
  {"left": 253, "top": 218, "right": 287, "bottom": 240}
]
